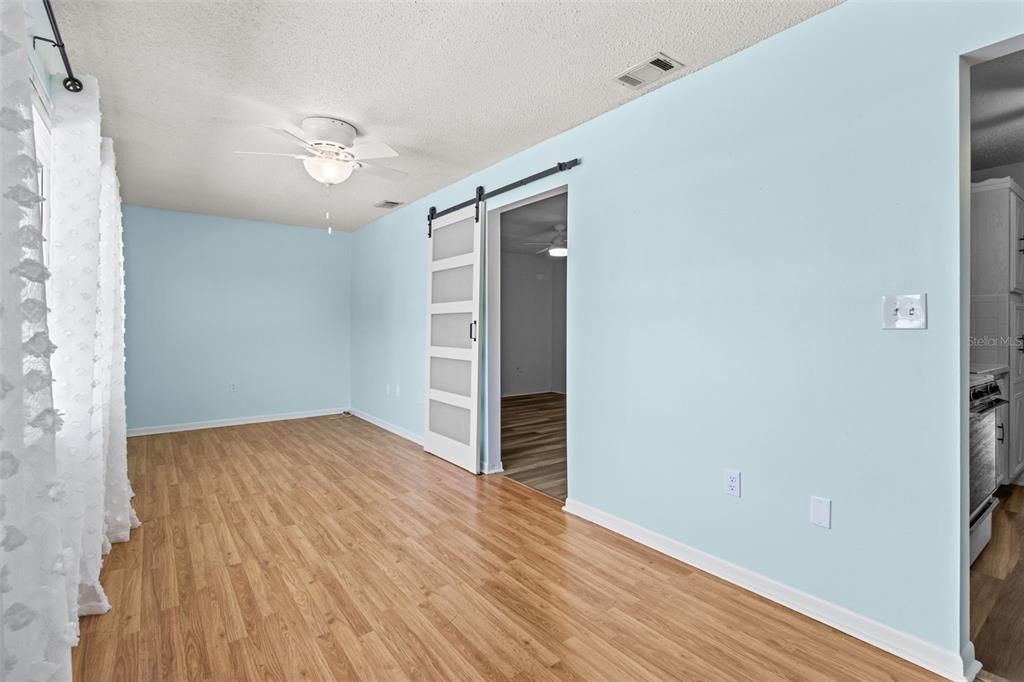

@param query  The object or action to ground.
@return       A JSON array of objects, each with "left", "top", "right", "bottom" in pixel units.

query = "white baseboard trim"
[
  {"left": 483, "top": 463, "right": 504, "bottom": 475},
  {"left": 563, "top": 498, "right": 968, "bottom": 682},
  {"left": 501, "top": 390, "right": 564, "bottom": 398},
  {"left": 127, "top": 407, "right": 349, "bottom": 437},
  {"left": 961, "top": 642, "right": 981, "bottom": 681},
  {"left": 349, "top": 409, "right": 423, "bottom": 445}
]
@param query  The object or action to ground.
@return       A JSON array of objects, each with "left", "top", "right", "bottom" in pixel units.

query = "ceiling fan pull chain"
[{"left": 325, "top": 184, "right": 334, "bottom": 235}]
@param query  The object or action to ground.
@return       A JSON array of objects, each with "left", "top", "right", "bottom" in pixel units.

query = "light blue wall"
[
  {"left": 124, "top": 206, "right": 351, "bottom": 430},
  {"left": 350, "top": 0, "right": 1023, "bottom": 657}
]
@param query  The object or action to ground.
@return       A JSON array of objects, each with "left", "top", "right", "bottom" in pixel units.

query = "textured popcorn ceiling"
[
  {"left": 58, "top": 1, "right": 839, "bottom": 231},
  {"left": 973, "top": 49, "right": 1024, "bottom": 171}
]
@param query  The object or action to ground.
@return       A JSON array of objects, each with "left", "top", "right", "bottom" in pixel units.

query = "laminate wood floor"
[
  {"left": 501, "top": 393, "right": 567, "bottom": 501},
  {"left": 973, "top": 484, "right": 1024, "bottom": 680},
  {"left": 72, "top": 414, "right": 938, "bottom": 681}
]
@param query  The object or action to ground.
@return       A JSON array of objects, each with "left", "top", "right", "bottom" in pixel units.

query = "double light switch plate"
[{"left": 881, "top": 293, "right": 927, "bottom": 329}]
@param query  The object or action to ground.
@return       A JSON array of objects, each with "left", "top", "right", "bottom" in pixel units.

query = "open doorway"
[
  {"left": 966, "top": 40, "right": 1024, "bottom": 681},
  {"left": 484, "top": 190, "right": 568, "bottom": 500}
]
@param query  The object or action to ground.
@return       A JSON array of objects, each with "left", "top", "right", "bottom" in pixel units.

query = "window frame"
[{"left": 29, "top": 69, "right": 53, "bottom": 265}]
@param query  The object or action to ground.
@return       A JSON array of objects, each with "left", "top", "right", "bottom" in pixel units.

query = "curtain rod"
[
  {"left": 427, "top": 158, "right": 581, "bottom": 237},
  {"left": 33, "top": 0, "right": 82, "bottom": 93}
]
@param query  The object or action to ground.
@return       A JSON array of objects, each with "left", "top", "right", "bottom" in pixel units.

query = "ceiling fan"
[
  {"left": 523, "top": 223, "right": 568, "bottom": 257},
  {"left": 235, "top": 116, "right": 407, "bottom": 185}
]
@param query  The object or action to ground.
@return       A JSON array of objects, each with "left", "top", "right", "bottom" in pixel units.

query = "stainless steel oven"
[{"left": 969, "top": 378, "right": 1004, "bottom": 562}]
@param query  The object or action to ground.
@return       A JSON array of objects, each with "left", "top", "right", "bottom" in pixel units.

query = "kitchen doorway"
[
  {"left": 483, "top": 188, "right": 568, "bottom": 501},
  {"left": 962, "top": 33, "right": 1024, "bottom": 682}
]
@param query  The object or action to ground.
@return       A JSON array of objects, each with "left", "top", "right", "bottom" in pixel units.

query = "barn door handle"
[
  {"left": 998, "top": 423, "right": 1006, "bottom": 443},
  {"left": 469, "top": 320, "right": 477, "bottom": 341}
]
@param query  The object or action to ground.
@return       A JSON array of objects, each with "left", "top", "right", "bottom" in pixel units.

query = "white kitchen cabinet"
[
  {"left": 972, "top": 178, "right": 1024, "bottom": 484},
  {"left": 998, "top": 400, "right": 1010, "bottom": 483},
  {"left": 972, "top": 179, "right": 1018, "bottom": 296},
  {"left": 1014, "top": 189, "right": 1024, "bottom": 294},
  {"left": 995, "top": 374, "right": 1011, "bottom": 483},
  {"left": 1012, "top": 391, "right": 1024, "bottom": 480},
  {"left": 1013, "top": 301, "right": 1024, "bottom": 386},
  {"left": 973, "top": 178, "right": 1024, "bottom": 296},
  {"left": 972, "top": 179, "right": 1024, "bottom": 376}
]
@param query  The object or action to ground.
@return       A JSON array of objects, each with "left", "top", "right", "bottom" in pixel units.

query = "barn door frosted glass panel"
[
  {"left": 424, "top": 205, "right": 483, "bottom": 473},
  {"left": 428, "top": 400, "right": 472, "bottom": 445},
  {"left": 432, "top": 217, "right": 475, "bottom": 260},
  {"left": 430, "top": 357, "right": 472, "bottom": 397},
  {"left": 431, "top": 312, "right": 473, "bottom": 349},
  {"left": 432, "top": 264, "right": 474, "bottom": 304}
]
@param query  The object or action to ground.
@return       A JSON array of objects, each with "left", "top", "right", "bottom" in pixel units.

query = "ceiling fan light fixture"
[
  {"left": 548, "top": 246, "right": 568, "bottom": 257},
  {"left": 303, "top": 156, "right": 354, "bottom": 185}
]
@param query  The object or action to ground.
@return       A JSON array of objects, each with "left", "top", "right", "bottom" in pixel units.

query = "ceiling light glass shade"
[
  {"left": 548, "top": 246, "right": 568, "bottom": 257},
  {"left": 303, "top": 157, "right": 354, "bottom": 185}
]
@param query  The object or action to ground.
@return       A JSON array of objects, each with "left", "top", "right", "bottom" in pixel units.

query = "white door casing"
[{"left": 424, "top": 204, "right": 483, "bottom": 473}]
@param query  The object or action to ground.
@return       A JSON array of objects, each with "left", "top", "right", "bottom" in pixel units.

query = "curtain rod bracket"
[
  {"left": 32, "top": 36, "right": 61, "bottom": 49},
  {"left": 35, "top": 0, "right": 82, "bottom": 93}
]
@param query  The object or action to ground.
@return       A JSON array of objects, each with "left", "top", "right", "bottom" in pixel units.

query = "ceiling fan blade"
[
  {"left": 234, "top": 151, "right": 309, "bottom": 159},
  {"left": 535, "top": 247, "right": 550, "bottom": 255},
  {"left": 355, "top": 162, "right": 408, "bottom": 182},
  {"left": 348, "top": 141, "right": 398, "bottom": 160},
  {"left": 268, "top": 126, "right": 313, "bottom": 149},
  {"left": 521, "top": 242, "right": 551, "bottom": 245}
]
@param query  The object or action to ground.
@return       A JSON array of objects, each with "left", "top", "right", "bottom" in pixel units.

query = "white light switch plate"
[
  {"left": 810, "top": 496, "right": 832, "bottom": 529},
  {"left": 882, "top": 293, "right": 927, "bottom": 329}
]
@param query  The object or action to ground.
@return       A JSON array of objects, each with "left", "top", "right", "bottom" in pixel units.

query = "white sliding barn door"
[{"left": 425, "top": 205, "right": 483, "bottom": 473}]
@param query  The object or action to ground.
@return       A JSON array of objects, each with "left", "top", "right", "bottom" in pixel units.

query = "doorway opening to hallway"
[{"left": 485, "top": 189, "right": 568, "bottom": 500}]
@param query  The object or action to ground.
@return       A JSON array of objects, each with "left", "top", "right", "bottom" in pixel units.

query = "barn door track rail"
[{"left": 427, "top": 158, "right": 581, "bottom": 237}]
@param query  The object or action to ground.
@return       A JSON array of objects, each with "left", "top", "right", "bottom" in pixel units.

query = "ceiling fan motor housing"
[{"left": 301, "top": 116, "right": 358, "bottom": 149}]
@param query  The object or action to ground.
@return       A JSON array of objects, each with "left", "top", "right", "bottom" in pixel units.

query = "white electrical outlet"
[
  {"left": 724, "top": 470, "right": 741, "bottom": 497},
  {"left": 810, "top": 496, "right": 832, "bottom": 529}
]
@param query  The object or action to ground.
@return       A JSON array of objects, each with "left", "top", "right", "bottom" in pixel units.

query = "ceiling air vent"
[
  {"left": 615, "top": 52, "right": 684, "bottom": 89},
  {"left": 374, "top": 200, "right": 404, "bottom": 210},
  {"left": 617, "top": 73, "right": 644, "bottom": 88}
]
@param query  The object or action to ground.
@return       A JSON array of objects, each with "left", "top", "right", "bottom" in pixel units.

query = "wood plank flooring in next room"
[
  {"left": 501, "top": 392, "right": 567, "bottom": 500},
  {"left": 72, "top": 414, "right": 938, "bottom": 681},
  {"left": 972, "top": 484, "right": 1024, "bottom": 680}
]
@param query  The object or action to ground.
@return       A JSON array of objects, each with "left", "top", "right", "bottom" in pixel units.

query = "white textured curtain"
[
  {"left": 99, "top": 139, "right": 136, "bottom": 547},
  {"left": 49, "top": 73, "right": 109, "bottom": 621},
  {"left": 49, "top": 78, "right": 136, "bottom": 623},
  {"left": 0, "top": 0, "right": 74, "bottom": 680}
]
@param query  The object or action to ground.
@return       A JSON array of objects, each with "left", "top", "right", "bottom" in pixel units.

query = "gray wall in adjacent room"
[{"left": 501, "top": 251, "right": 566, "bottom": 396}]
